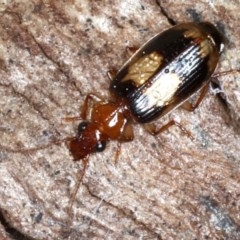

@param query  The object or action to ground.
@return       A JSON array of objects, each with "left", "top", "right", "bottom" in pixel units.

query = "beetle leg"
[
  {"left": 145, "top": 120, "right": 194, "bottom": 140},
  {"left": 113, "top": 122, "right": 134, "bottom": 163},
  {"left": 62, "top": 116, "right": 82, "bottom": 123},
  {"left": 107, "top": 69, "right": 118, "bottom": 81},
  {"left": 212, "top": 69, "right": 240, "bottom": 78},
  {"left": 126, "top": 46, "right": 139, "bottom": 55},
  {"left": 62, "top": 94, "right": 103, "bottom": 122},
  {"left": 181, "top": 82, "right": 210, "bottom": 112},
  {"left": 80, "top": 93, "right": 104, "bottom": 119},
  {"left": 182, "top": 69, "right": 240, "bottom": 112}
]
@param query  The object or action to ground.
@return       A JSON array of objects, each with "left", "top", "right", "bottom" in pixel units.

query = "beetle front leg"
[
  {"left": 144, "top": 120, "right": 194, "bottom": 140},
  {"left": 62, "top": 93, "right": 103, "bottom": 122},
  {"left": 80, "top": 93, "right": 104, "bottom": 119}
]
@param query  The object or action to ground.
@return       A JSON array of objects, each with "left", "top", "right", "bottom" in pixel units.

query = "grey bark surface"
[{"left": 0, "top": 1, "right": 240, "bottom": 239}]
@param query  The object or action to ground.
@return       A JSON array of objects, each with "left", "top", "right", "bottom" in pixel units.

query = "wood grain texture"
[{"left": 0, "top": 0, "right": 239, "bottom": 239}]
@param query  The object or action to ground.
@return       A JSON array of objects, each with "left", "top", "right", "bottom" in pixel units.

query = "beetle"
[{"left": 67, "top": 22, "right": 225, "bottom": 164}]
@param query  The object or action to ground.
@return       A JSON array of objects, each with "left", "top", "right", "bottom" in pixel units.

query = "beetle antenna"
[{"left": 67, "top": 156, "right": 89, "bottom": 221}]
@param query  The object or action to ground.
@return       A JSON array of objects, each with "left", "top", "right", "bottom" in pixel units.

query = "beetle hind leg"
[
  {"left": 181, "top": 81, "right": 210, "bottom": 112},
  {"left": 144, "top": 119, "right": 194, "bottom": 140},
  {"left": 212, "top": 69, "right": 240, "bottom": 78}
]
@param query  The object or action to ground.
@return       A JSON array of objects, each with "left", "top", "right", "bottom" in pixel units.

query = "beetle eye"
[
  {"left": 78, "top": 121, "right": 88, "bottom": 134},
  {"left": 95, "top": 141, "right": 106, "bottom": 152}
]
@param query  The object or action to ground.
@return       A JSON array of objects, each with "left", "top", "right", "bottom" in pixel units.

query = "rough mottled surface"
[{"left": 0, "top": 0, "right": 239, "bottom": 239}]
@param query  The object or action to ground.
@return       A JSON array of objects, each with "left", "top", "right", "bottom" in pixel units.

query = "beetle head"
[{"left": 69, "top": 121, "right": 107, "bottom": 160}]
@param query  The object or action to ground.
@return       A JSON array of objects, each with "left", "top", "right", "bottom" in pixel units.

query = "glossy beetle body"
[
  {"left": 69, "top": 22, "right": 224, "bottom": 160},
  {"left": 110, "top": 22, "right": 224, "bottom": 123}
]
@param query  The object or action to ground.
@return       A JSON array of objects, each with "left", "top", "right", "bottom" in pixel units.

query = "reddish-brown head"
[{"left": 69, "top": 121, "right": 108, "bottom": 160}]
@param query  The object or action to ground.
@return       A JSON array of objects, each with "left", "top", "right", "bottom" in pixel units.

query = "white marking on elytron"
[
  {"left": 143, "top": 73, "right": 181, "bottom": 107},
  {"left": 122, "top": 51, "right": 163, "bottom": 86}
]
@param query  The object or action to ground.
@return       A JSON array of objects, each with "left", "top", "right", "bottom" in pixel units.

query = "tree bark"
[{"left": 0, "top": 1, "right": 239, "bottom": 239}]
